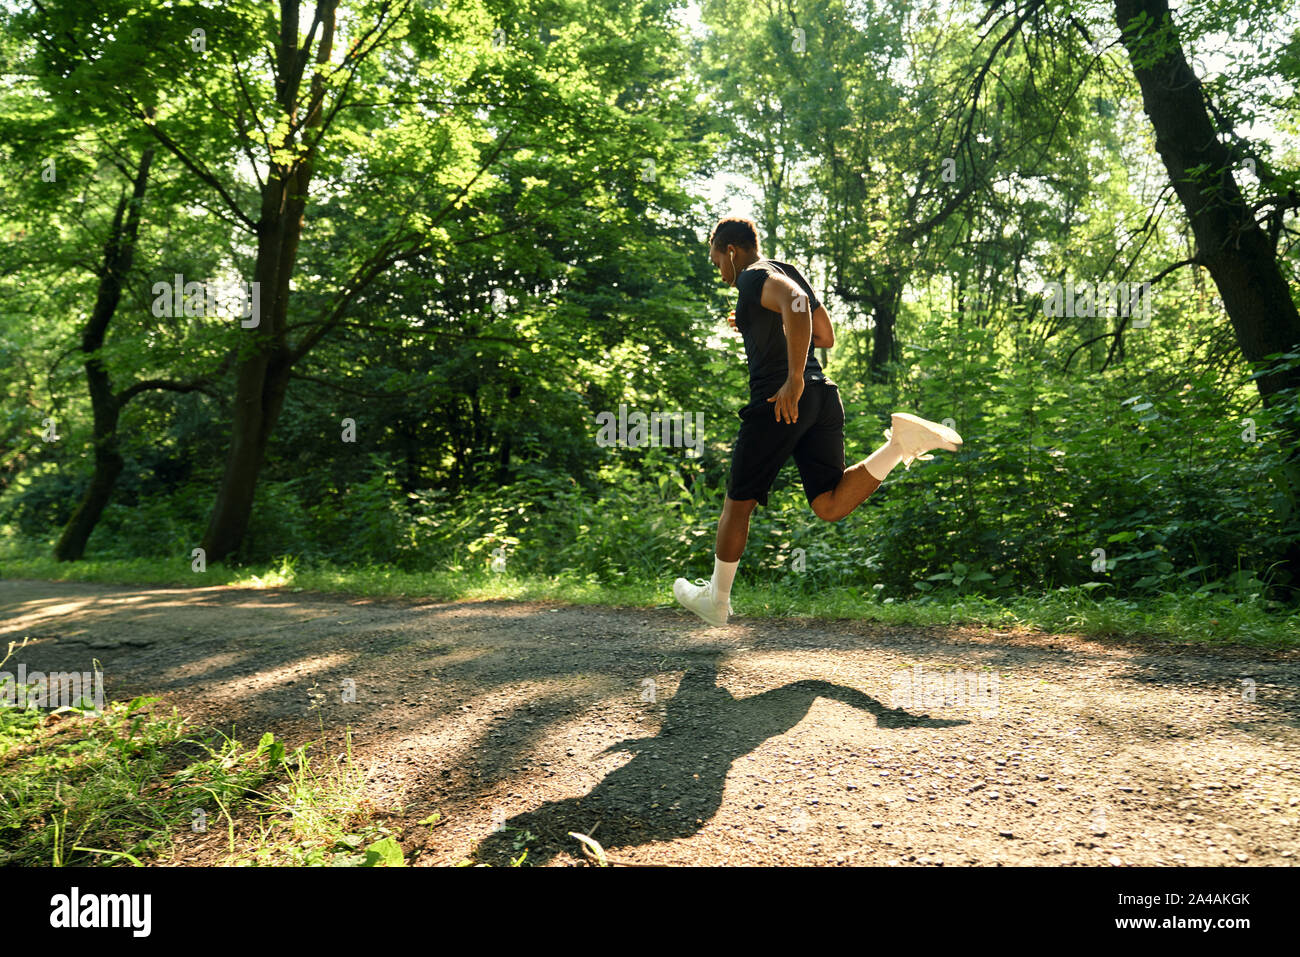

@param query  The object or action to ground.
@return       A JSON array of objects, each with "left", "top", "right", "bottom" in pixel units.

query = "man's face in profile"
[{"left": 709, "top": 244, "right": 737, "bottom": 286}]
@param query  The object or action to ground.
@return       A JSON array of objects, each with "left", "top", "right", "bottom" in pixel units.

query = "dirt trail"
[{"left": 2, "top": 578, "right": 1297, "bottom": 866}]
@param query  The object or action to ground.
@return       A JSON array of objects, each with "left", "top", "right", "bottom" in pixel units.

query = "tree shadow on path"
[{"left": 471, "top": 661, "right": 967, "bottom": 865}]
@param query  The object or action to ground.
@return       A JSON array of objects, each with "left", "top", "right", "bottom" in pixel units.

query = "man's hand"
[
  {"left": 726, "top": 310, "right": 738, "bottom": 333},
  {"left": 767, "top": 376, "right": 804, "bottom": 424}
]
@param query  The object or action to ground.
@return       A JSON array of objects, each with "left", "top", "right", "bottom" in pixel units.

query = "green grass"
[
  {"left": 0, "top": 692, "right": 252, "bottom": 866},
  {"left": 0, "top": 638, "right": 406, "bottom": 867},
  {"left": 229, "top": 731, "right": 404, "bottom": 867},
  {"left": 3, "top": 552, "right": 1296, "bottom": 649}
]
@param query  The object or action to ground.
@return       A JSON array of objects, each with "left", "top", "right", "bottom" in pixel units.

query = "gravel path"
[{"left": 2, "top": 579, "right": 1296, "bottom": 866}]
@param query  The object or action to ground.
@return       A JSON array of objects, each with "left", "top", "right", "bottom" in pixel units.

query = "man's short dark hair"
[{"left": 709, "top": 216, "right": 759, "bottom": 252}]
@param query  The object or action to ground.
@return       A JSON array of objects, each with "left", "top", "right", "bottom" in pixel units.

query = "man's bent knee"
[{"left": 811, "top": 493, "right": 845, "bottom": 522}]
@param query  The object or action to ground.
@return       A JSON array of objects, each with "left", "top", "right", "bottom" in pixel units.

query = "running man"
[{"left": 673, "top": 216, "right": 963, "bottom": 626}]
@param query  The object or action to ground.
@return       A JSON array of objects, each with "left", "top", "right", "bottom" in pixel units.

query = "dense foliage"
[{"left": 2, "top": 0, "right": 1298, "bottom": 613}]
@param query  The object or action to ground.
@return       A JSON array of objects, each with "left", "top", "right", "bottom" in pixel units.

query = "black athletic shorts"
[{"left": 727, "top": 379, "right": 846, "bottom": 507}]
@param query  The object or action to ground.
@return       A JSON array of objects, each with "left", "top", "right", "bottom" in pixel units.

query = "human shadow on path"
[{"left": 471, "top": 662, "right": 967, "bottom": 865}]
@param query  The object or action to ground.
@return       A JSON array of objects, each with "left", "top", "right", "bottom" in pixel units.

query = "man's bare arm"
[
  {"left": 758, "top": 274, "right": 813, "bottom": 379},
  {"left": 758, "top": 274, "right": 812, "bottom": 423},
  {"left": 812, "top": 304, "right": 834, "bottom": 348}
]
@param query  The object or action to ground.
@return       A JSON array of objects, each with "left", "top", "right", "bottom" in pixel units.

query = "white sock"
[
  {"left": 711, "top": 556, "right": 739, "bottom": 603},
  {"left": 864, "top": 436, "right": 905, "bottom": 481}
]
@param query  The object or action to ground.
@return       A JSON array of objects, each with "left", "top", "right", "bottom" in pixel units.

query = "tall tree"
[{"left": 1113, "top": 0, "right": 1300, "bottom": 578}]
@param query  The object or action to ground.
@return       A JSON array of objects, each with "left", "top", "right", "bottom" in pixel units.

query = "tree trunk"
[
  {"left": 869, "top": 287, "right": 899, "bottom": 384},
  {"left": 200, "top": 0, "right": 336, "bottom": 562},
  {"left": 55, "top": 146, "right": 154, "bottom": 561},
  {"left": 400, "top": 418, "right": 421, "bottom": 500},
  {"left": 199, "top": 153, "right": 305, "bottom": 561},
  {"left": 1115, "top": 0, "right": 1300, "bottom": 585},
  {"left": 200, "top": 344, "right": 293, "bottom": 561},
  {"left": 496, "top": 382, "right": 522, "bottom": 484},
  {"left": 55, "top": 438, "right": 125, "bottom": 561}
]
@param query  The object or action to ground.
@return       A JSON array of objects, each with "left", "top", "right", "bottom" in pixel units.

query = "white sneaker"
[
  {"left": 673, "top": 578, "right": 733, "bottom": 626},
  {"left": 883, "top": 412, "right": 964, "bottom": 469}
]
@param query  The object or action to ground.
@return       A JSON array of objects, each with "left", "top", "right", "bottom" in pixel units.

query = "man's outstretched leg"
[
  {"left": 673, "top": 496, "right": 756, "bottom": 626},
  {"left": 811, "top": 412, "right": 963, "bottom": 522}
]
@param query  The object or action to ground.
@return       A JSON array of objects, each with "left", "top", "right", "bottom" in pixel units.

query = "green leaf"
[{"left": 361, "top": 836, "right": 405, "bottom": 867}]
